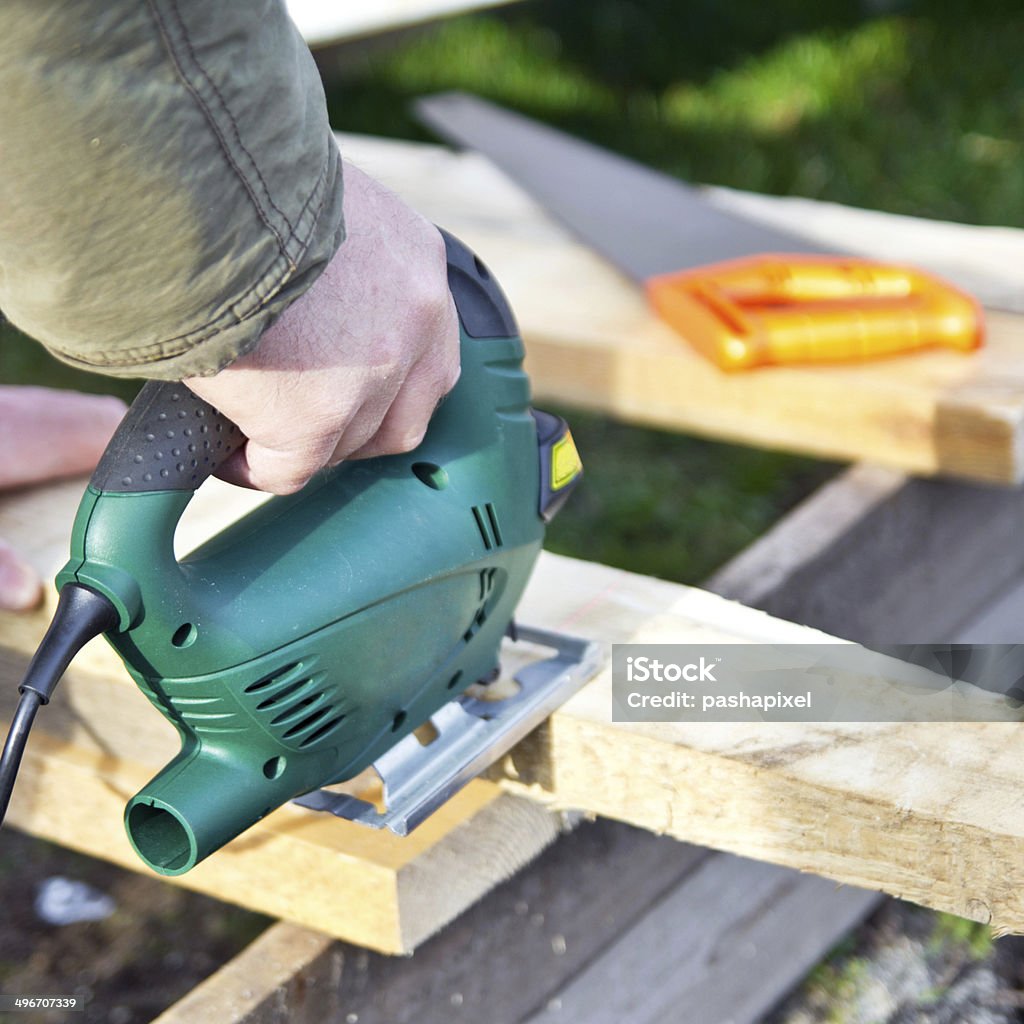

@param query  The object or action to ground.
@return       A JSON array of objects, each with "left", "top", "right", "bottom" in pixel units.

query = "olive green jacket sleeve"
[{"left": 0, "top": 0, "right": 345, "bottom": 380}]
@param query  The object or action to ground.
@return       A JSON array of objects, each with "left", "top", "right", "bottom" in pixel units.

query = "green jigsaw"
[{"left": 0, "top": 231, "right": 597, "bottom": 876}]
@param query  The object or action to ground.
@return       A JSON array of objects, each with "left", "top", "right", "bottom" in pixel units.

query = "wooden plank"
[
  {"left": 151, "top": 460, "right": 899, "bottom": 1024},
  {"left": 337, "top": 132, "right": 1024, "bottom": 484},
  {"left": 522, "top": 856, "right": 875, "bottom": 1024},
  {"left": 151, "top": 832, "right": 877, "bottom": 1024},
  {"left": 153, "top": 822, "right": 875, "bottom": 1024},
  {"left": 497, "top": 554, "right": 1024, "bottom": 935},
  {"left": 287, "top": 0, "right": 520, "bottom": 48},
  {"left": 708, "top": 464, "right": 1024, "bottom": 644},
  {"left": 149, "top": 923, "right": 337, "bottom": 1024},
  {"left": 4, "top": 477, "right": 1023, "bottom": 942}
]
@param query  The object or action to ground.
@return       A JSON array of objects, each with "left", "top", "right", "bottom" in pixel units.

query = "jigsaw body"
[{"left": 1, "top": 233, "right": 588, "bottom": 876}]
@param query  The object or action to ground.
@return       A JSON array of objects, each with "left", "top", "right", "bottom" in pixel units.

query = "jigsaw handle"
[
  {"left": 90, "top": 230, "right": 515, "bottom": 496},
  {"left": 90, "top": 383, "right": 243, "bottom": 494}
]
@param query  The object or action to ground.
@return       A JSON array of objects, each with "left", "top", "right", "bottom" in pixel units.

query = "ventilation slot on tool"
[
  {"left": 255, "top": 680, "right": 310, "bottom": 711},
  {"left": 241, "top": 664, "right": 341, "bottom": 748},
  {"left": 471, "top": 503, "right": 503, "bottom": 549},
  {"left": 282, "top": 706, "right": 332, "bottom": 740},
  {"left": 243, "top": 662, "right": 303, "bottom": 695},
  {"left": 301, "top": 714, "right": 347, "bottom": 748},
  {"left": 269, "top": 693, "right": 324, "bottom": 727},
  {"left": 463, "top": 569, "right": 498, "bottom": 644}
]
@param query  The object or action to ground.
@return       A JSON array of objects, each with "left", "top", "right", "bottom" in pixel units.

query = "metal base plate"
[{"left": 292, "top": 625, "right": 603, "bottom": 836}]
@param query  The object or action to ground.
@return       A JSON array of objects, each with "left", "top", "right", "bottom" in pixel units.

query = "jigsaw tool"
[{"left": 0, "top": 231, "right": 597, "bottom": 876}]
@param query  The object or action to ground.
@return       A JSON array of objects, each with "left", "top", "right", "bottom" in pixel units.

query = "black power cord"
[
  {"left": 0, "top": 583, "right": 118, "bottom": 825},
  {"left": 0, "top": 690, "right": 43, "bottom": 822}
]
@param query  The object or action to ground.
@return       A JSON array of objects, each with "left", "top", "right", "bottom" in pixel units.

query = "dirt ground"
[
  {"left": 0, "top": 830, "right": 270, "bottom": 1024},
  {"left": 5, "top": 822, "right": 1024, "bottom": 1024},
  {"left": 767, "top": 901, "right": 1024, "bottom": 1024}
]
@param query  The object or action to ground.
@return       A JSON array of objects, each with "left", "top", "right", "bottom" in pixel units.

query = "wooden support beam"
[
  {"left": 150, "top": 922, "right": 336, "bottom": 1024},
  {"left": 3, "top": 474, "right": 1022, "bottom": 945},
  {"left": 337, "top": 132, "right": 1024, "bottom": 484},
  {"left": 709, "top": 464, "right": 1024, "bottom": 645}
]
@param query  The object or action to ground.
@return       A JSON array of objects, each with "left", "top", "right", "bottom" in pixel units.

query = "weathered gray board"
[
  {"left": 522, "top": 855, "right": 871, "bottom": 1024},
  {"left": 710, "top": 465, "right": 1024, "bottom": 646},
  {"left": 153, "top": 822, "right": 875, "bottom": 1024}
]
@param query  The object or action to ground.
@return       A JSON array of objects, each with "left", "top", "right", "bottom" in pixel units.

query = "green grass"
[
  {"left": 329, "top": 0, "right": 1024, "bottom": 225},
  {"left": 541, "top": 407, "right": 833, "bottom": 583},
  {"left": 928, "top": 911, "right": 995, "bottom": 961},
  {"left": 8, "top": 0, "right": 1024, "bottom": 582}
]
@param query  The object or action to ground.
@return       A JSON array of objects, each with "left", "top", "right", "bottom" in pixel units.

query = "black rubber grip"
[
  {"left": 439, "top": 229, "right": 519, "bottom": 339},
  {"left": 91, "top": 381, "right": 243, "bottom": 493}
]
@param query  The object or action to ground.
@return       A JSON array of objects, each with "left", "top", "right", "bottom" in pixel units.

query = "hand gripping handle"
[{"left": 89, "top": 230, "right": 518, "bottom": 496}]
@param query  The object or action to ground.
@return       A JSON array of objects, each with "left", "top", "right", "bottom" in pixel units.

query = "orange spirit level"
[{"left": 647, "top": 254, "right": 983, "bottom": 371}]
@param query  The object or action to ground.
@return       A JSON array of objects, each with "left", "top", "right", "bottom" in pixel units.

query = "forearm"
[{"left": 0, "top": 0, "right": 345, "bottom": 379}]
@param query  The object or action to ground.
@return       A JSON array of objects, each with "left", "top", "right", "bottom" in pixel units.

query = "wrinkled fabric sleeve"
[{"left": 0, "top": 0, "right": 345, "bottom": 379}]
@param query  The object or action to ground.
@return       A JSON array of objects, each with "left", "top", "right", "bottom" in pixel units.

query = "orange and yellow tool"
[{"left": 646, "top": 254, "right": 984, "bottom": 371}]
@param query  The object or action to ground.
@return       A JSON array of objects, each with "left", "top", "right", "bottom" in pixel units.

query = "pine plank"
[
  {"left": 2, "top": 476, "right": 1022, "bottom": 943},
  {"left": 498, "top": 554, "right": 1024, "bottom": 935},
  {"left": 337, "top": 131, "right": 1024, "bottom": 483}
]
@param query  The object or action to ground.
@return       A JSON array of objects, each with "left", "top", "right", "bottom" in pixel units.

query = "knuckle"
[
  {"left": 377, "top": 421, "right": 426, "bottom": 455},
  {"left": 397, "top": 427, "right": 427, "bottom": 453}
]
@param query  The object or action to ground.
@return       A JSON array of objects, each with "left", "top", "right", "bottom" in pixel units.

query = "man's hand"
[
  {"left": 185, "top": 161, "right": 460, "bottom": 495},
  {"left": 0, "top": 387, "right": 125, "bottom": 611}
]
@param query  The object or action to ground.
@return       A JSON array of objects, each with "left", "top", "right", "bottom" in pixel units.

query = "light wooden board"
[
  {"left": 3, "top": 476, "right": 1023, "bottom": 943},
  {"left": 499, "top": 554, "right": 1024, "bottom": 936},
  {"left": 287, "top": 0, "right": 519, "bottom": 47},
  {"left": 337, "top": 132, "right": 1024, "bottom": 483},
  {"left": 152, "top": 458, "right": 1024, "bottom": 1023},
  {"left": 149, "top": 460, "right": 895, "bottom": 1024}
]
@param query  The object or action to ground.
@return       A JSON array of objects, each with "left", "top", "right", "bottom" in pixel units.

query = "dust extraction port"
[{"left": 126, "top": 802, "right": 193, "bottom": 874}]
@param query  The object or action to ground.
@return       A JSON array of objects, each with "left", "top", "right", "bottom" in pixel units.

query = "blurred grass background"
[{"left": 5, "top": 0, "right": 1023, "bottom": 585}]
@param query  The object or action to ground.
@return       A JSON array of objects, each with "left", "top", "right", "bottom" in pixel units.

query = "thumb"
[
  {"left": 215, "top": 441, "right": 325, "bottom": 496},
  {"left": 0, "top": 539, "right": 43, "bottom": 612}
]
